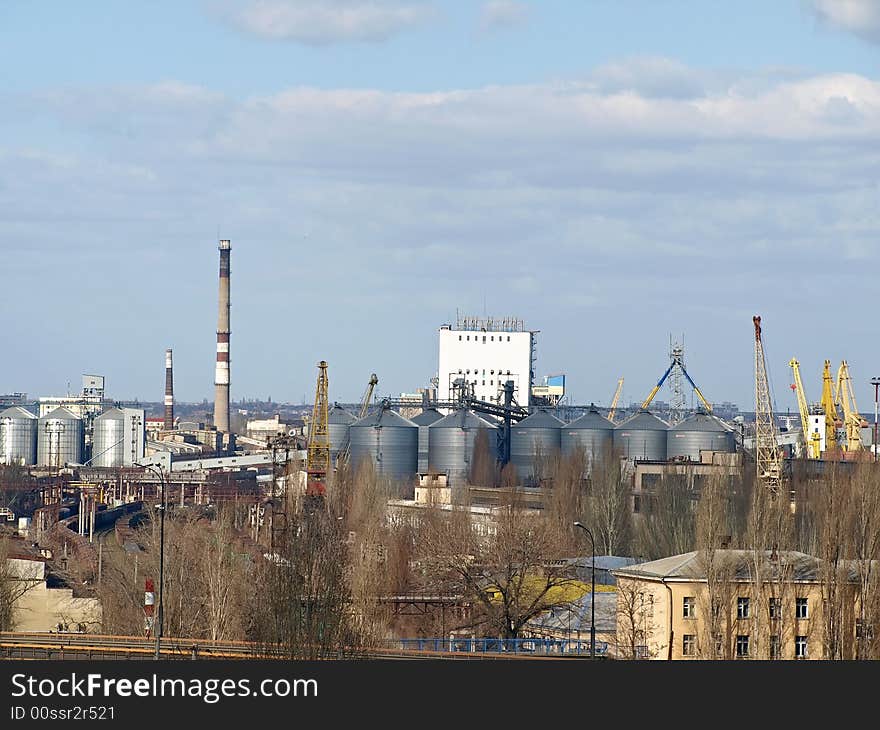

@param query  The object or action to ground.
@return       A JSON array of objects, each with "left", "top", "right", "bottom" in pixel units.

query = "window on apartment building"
[
  {"left": 769, "top": 598, "right": 782, "bottom": 620},
  {"left": 857, "top": 619, "right": 875, "bottom": 640},
  {"left": 796, "top": 598, "right": 808, "bottom": 620},
  {"left": 458, "top": 335, "right": 462, "bottom": 341},
  {"left": 736, "top": 635, "right": 750, "bottom": 658},
  {"left": 713, "top": 632, "right": 723, "bottom": 657},
  {"left": 795, "top": 635, "right": 807, "bottom": 659},
  {"left": 467, "top": 336, "right": 470, "bottom": 341},
  {"left": 490, "top": 380, "right": 493, "bottom": 386},
  {"left": 507, "top": 336, "right": 510, "bottom": 341},
  {"left": 683, "top": 596, "right": 696, "bottom": 619},
  {"left": 483, "top": 336, "right": 486, "bottom": 343},
  {"left": 482, "top": 380, "right": 485, "bottom": 386},
  {"left": 682, "top": 635, "right": 696, "bottom": 657},
  {"left": 770, "top": 634, "right": 781, "bottom": 660},
  {"left": 632, "top": 494, "right": 641, "bottom": 513},
  {"left": 737, "top": 597, "right": 750, "bottom": 619}
]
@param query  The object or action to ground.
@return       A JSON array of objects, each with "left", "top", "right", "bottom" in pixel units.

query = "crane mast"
[
  {"left": 821, "top": 360, "right": 841, "bottom": 452},
  {"left": 754, "top": 316, "right": 782, "bottom": 494},
  {"left": 835, "top": 360, "right": 865, "bottom": 453},
  {"left": 608, "top": 377, "right": 624, "bottom": 423},
  {"left": 305, "top": 360, "right": 330, "bottom": 506},
  {"left": 789, "top": 358, "right": 820, "bottom": 458}
]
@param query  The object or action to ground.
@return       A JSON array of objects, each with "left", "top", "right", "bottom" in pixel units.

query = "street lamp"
[
  {"left": 573, "top": 521, "right": 596, "bottom": 659},
  {"left": 136, "top": 463, "right": 166, "bottom": 660},
  {"left": 871, "top": 378, "right": 880, "bottom": 463}
]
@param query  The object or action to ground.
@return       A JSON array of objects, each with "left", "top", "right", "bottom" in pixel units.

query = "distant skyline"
[{"left": 2, "top": 1, "right": 880, "bottom": 413}]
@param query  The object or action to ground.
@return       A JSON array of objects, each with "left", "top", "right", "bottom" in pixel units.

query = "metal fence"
[{"left": 394, "top": 637, "right": 608, "bottom": 656}]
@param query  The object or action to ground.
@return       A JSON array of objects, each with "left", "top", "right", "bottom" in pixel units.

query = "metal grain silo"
[
  {"left": 37, "top": 407, "right": 84, "bottom": 467},
  {"left": 667, "top": 412, "right": 736, "bottom": 461},
  {"left": 92, "top": 408, "right": 126, "bottom": 467},
  {"left": 561, "top": 405, "right": 614, "bottom": 472},
  {"left": 328, "top": 403, "right": 356, "bottom": 463},
  {"left": 411, "top": 408, "right": 444, "bottom": 473},
  {"left": 613, "top": 409, "right": 669, "bottom": 461},
  {"left": 0, "top": 406, "right": 38, "bottom": 466},
  {"left": 510, "top": 409, "right": 563, "bottom": 483},
  {"left": 349, "top": 405, "right": 418, "bottom": 481},
  {"left": 427, "top": 408, "right": 498, "bottom": 486}
]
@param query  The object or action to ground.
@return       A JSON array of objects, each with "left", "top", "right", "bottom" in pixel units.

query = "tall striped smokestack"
[
  {"left": 214, "top": 239, "right": 231, "bottom": 433},
  {"left": 164, "top": 348, "right": 174, "bottom": 430}
]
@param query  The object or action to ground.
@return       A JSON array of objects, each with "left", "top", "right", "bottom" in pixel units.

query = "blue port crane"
[{"left": 641, "top": 351, "right": 713, "bottom": 413}]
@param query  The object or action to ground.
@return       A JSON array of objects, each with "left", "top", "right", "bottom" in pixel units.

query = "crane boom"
[
  {"left": 754, "top": 316, "right": 783, "bottom": 494},
  {"left": 609, "top": 377, "right": 624, "bottom": 423},
  {"left": 641, "top": 363, "right": 675, "bottom": 410},
  {"left": 835, "top": 360, "right": 864, "bottom": 452},
  {"left": 337, "top": 373, "right": 379, "bottom": 467},
  {"left": 640, "top": 353, "right": 713, "bottom": 413},
  {"left": 305, "top": 360, "right": 330, "bottom": 503},
  {"left": 789, "top": 358, "right": 820, "bottom": 458},
  {"left": 821, "top": 360, "right": 841, "bottom": 452}
]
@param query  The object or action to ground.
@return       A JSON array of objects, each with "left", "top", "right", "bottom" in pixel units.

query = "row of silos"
[
  {"left": 0, "top": 406, "right": 85, "bottom": 467},
  {"left": 318, "top": 404, "right": 737, "bottom": 486}
]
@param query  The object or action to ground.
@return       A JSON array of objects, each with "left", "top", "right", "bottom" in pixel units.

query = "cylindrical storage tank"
[
  {"left": 613, "top": 409, "right": 669, "bottom": 461},
  {"left": 427, "top": 409, "right": 498, "bottom": 486},
  {"left": 561, "top": 405, "right": 614, "bottom": 472},
  {"left": 411, "top": 408, "right": 444, "bottom": 473},
  {"left": 37, "top": 407, "right": 84, "bottom": 467},
  {"left": 0, "top": 406, "right": 38, "bottom": 466},
  {"left": 328, "top": 404, "right": 356, "bottom": 464},
  {"left": 667, "top": 412, "right": 736, "bottom": 461},
  {"left": 92, "top": 408, "right": 126, "bottom": 468},
  {"left": 510, "top": 408, "right": 564, "bottom": 484},
  {"left": 349, "top": 406, "right": 418, "bottom": 482}
]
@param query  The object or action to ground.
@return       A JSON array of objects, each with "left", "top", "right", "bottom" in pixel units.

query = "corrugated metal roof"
[
  {"left": 529, "top": 592, "right": 617, "bottom": 633},
  {"left": 565, "top": 406, "right": 614, "bottom": 431},
  {"left": 94, "top": 408, "right": 125, "bottom": 421},
  {"left": 328, "top": 404, "right": 357, "bottom": 425},
  {"left": 671, "top": 412, "right": 734, "bottom": 433},
  {"left": 41, "top": 407, "right": 81, "bottom": 421},
  {"left": 0, "top": 406, "right": 37, "bottom": 420},
  {"left": 351, "top": 406, "right": 417, "bottom": 429},
  {"left": 411, "top": 408, "right": 444, "bottom": 426},
  {"left": 612, "top": 550, "right": 823, "bottom": 582},
  {"left": 513, "top": 408, "right": 564, "bottom": 429},
  {"left": 614, "top": 409, "right": 669, "bottom": 431},
  {"left": 430, "top": 408, "right": 497, "bottom": 430}
]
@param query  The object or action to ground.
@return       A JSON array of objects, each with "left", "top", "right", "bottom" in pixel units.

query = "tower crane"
[
  {"left": 789, "top": 358, "right": 821, "bottom": 459},
  {"left": 753, "top": 316, "right": 782, "bottom": 494},
  {"left": 835, "top": 360, "right": 866, "bottom": 453},
  {"left": 304, "top": 360, "right": 330, "bottom": 510},
  {"left": 641, "top": 349, "right": 712, "bottom": 414},
  {"left": 608, "top": 377, "right": 624, "bottom": 423},
  {"left": 820, "top": 360, "right": 842, "bottom": 452}
]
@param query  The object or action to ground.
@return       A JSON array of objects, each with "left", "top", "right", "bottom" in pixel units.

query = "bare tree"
[{"left": 636, "top": 472, "right": 696, "bottom": 559}]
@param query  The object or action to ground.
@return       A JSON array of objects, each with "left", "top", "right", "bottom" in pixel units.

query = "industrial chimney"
[
  {"left": 164, "top": 348, "right": 174, "bottom": 430},
  {"left": 213, "top": 239, "right": 231, "bottom": 434}
]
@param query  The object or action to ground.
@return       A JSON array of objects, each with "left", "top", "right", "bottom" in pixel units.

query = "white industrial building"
[{"left": 437, "top": 316, "right": 536, "bottom": 406}]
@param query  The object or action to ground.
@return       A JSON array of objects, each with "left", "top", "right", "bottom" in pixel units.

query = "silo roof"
[
  {"left": 672, "top": 412, "right": 734, "bottom": 432},
  {"left": 328, "top": 404, "right": 357, "bottom": 424},
  {"left": 41, "top": 407, "right": 81, "bottom": 421},
  {"left": 95, "top": 408, "right": 125, "bottom": 421},
  {"left": 0, "top": 406, "right": 37, "bottom": 420},
  {"left": 430, "top": 409, "right": 497, "bottom": 430},
  {"left": 566, "top": 406, "right": 614, "bottom": 430},
  {"left": 411, "top": 408, "right": 444, "bottom": 426},
  {"left": 513, "top": 408, "right": 565, "bottom": 428},
  {"left": 352, "top": 407, "right": 417, "bottom": 428},
  {"left": 615, "top": 409, "right": 669, "bottom": 431}
]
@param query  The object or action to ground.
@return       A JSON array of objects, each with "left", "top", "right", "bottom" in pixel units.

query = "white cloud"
[
  {"left": 216, "top": 0, "right": 433, "bottom": 44},
  {"left": 811, "top": 0, "right": 880, "bottom": 43},
  {"left": 480, "top": 0, "right": 529, "bottom": 31}
]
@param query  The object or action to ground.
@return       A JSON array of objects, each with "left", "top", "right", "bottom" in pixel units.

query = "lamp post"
[
  {"left": 573, "top": 521, "right": 596, "bottom": 659},
  {"left": 136, "top": 463, "right": 166, "bottom": 660},
  {"left": 871, "top": 378, "right": 880, "bottom": 463}
]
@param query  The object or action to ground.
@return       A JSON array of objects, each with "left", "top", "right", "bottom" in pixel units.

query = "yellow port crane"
[
  {"left": 608, "top": 377, "right": 624, "bottom": 423},
  {"left": 835, "top": 360, "right": 866, "bottom": 453},
  {"left": 305, "top": 360, "right": 330, "bottom": 508},
  {"left": 820, "top": 360, "right": 842, "bottom": 452},
  {"left": 789, "top": 358, "right": 821, "bottom": 459}
]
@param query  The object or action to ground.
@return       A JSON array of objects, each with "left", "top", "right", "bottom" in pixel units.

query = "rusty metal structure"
[{"left": 753, "top": 315, "right": 782, "bottom": 494}]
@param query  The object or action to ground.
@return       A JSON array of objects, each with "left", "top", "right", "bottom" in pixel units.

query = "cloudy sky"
[{"left": 2, "top": 0, "right": 879, "bottom": 412}]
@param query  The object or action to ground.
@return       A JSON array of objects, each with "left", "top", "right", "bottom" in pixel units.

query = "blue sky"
[{"left": 2, "top": 0, "right": 880, "bottom": 412}]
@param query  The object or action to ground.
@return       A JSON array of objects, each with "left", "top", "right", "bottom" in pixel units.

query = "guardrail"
[{"left": 394, "top": 637, "right": 608, "bottom": 656}]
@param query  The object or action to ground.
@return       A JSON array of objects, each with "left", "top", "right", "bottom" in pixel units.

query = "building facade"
[{"left": 437, "top": 316, "right": 536, "bottom": 406}]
